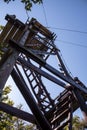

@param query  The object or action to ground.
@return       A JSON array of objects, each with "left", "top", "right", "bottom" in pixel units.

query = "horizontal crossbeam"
[
  {"left": 0, "top": 102, "right": 36, "bottom": 124},
  {"left": 17, "top": 57, "right": 66, "bottom": 88}
]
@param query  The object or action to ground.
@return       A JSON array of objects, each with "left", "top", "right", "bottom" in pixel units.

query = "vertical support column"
[
  {"left": 0, "top": 25, "right": 29, "bottom": 92},
  {"left": 73, "top": 88, "right": 87, "bottom": 120},
  {"left": 68, "top": 91, "right": 73, "bottom": 130},
  {"left": 0, "top": 49, "right": 19, "bottom": 90}
]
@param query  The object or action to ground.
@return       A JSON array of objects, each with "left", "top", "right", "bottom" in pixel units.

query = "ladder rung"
[
  {"left": 33, "top": 84, "right": 38, "bottom": 89},
  {"left": 57, "top": 91, "right": 72, "bottom": 101},
  {"left": 54, "top": 100, "right": 69, "bottom": 115},
  {"left": 51, "top": 108, "right": 70, "bottom": 124},
  {"left": 54, "top": 119, "right": 70, "bottom": 130},
  {"left": 24, "top": 68, "right": 29, "bottom": 72},
  {"left": 39, "top": 96, "right": 48, "bottom": 102},
  {"left": 42, "top": 103, "right": 52, "bottom": 110},
  {"left": 27, "top": 73, "right": 32, "bottom": 78},
  {"left": 30, "top": 76, "right": 37, "bottom": 82},
  {"left": 56, "top": 96, "right": 71, "bottom": 108}
]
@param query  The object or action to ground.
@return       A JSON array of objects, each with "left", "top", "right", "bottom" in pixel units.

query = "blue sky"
[{"left": 0, "top": 0, "right": 87, "bottom": 119}]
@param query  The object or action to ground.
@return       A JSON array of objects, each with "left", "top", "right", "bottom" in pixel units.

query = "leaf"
[{"left": 4, "top": 86, "right": 11, "bottom": 92}]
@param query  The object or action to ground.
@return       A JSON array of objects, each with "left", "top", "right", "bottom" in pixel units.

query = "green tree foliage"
[
  {"left": 64, "top": 115, "right": 87, "bottom": 130},
  {"left": 0, "top": 86, "right": 35, "bottom": 130},
  {"left": 3, "top": 0, "right": 43, "bottom": 10},
  {"left": 72, "top": 115, "right": 81, "bottom": 130},
  {"left": 0, "top": 26, "right": 4, "bottom": 32},
  {"left": 1, "top": 86, "right": 13, "bottom": 104}
]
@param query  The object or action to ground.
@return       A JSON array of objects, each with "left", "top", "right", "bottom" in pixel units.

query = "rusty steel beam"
[{"left": 0, "top": 102, "right": 36, "bottom": 124}]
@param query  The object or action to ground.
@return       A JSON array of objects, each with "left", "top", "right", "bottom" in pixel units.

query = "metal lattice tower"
[{"left": 0, "top": 14, "right": 87, "bottom": 130}]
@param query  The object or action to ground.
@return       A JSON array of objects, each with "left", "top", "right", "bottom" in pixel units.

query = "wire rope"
[
  {"left": 42, "top": 2, "right": 48, "bottom": 27},
  {"left": 47, "top": 26, "right": 87, "bottom": 35},
  {"left": 56, "top": 39, "right": 87, "bottom": 48}
]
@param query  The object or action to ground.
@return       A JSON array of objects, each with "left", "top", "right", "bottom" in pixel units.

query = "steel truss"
[{"left": 0, "top": 14, "right": 87, "bottom": 130}]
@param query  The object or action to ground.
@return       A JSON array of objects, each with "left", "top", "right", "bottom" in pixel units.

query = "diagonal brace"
[{"left": 9, "top": 39, "right": 87, "bottom": 94}]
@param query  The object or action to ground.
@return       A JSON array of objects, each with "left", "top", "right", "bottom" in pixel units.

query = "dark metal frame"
[{"left": 0, "top": 14, "right": 87, "bottom": 130}]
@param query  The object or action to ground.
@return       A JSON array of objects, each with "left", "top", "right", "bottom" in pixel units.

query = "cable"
[
  {"left": 42, "top": 2, "right": 48, "bottom": 27},
  {"left": 25, "top": 10, "right": 30, "bottom": 23},
  {"left": 59, "top": 51, "right": 74, "bottom": 78},
  {"left": 41, "top": 2, "right": 87, "bottom": 35},
  {"left": 56, "top": 39, "right": 87, "bottom": 48},
  {"left": 47, "top": 26, "right": 87, "bottom": 35}
]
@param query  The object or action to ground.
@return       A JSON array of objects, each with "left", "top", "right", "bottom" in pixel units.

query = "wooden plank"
[
  {"left": 3, "top": 24, "right": 18, "bottom": 43},
  {"left": 0, "top": 22, "right": 13, "bottom": 43},
  {"left": 25, "top": 37, "right": 48, "bottom": 51},
  {"left": 0, "top": 14, "right": 25, "bottom": 45},
  {"left": 51, "top": 108, "right": 70, "bottom": 124},
  {"left": 13, "top": 26, "right": 25, "bottom": 42},
  {"left": 29, "top": 18, "right": 53, "bottom": 39},
  {"left": 0, "top": 25, "right": 29, "bottom": 90},
  {"left": 25, "top": 18, "right": 54, "bottom": 52}
]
